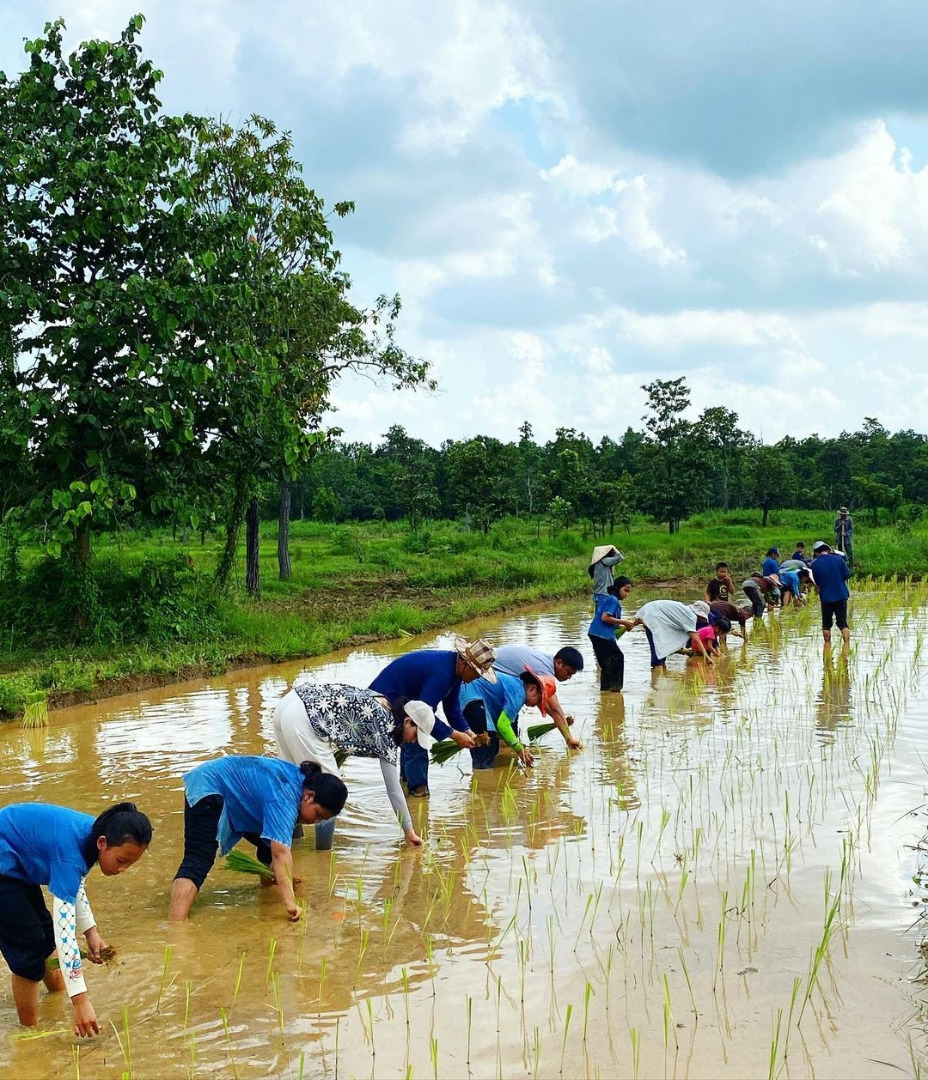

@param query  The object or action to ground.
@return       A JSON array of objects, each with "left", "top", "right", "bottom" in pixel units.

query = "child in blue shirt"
[
  {"left": 588, "top": 578, "right": 635, "bottom": 691},
  {"left": 169, "top": 756, "right": 347, "bottom": 923},
  {"left": 0, "top": 801, "right": 151, "bottom": 1036}
]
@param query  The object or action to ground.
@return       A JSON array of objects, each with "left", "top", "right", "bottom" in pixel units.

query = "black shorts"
[
  {"left": 0, "top": 875, "right": 56, "bottom": 981},
  {"left": 175, "top": 795, "right": 223, "bottom": 890},
  {"left": 821, "top": 599, "right": 849, "bottom": 631},
  {"left": 175, "top": 796, "right": 272, "bottom": 889}
]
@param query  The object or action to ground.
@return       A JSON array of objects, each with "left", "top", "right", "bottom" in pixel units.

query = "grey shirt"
[{"left": 591, "top": 552, "right": 624, "bottom": 596}]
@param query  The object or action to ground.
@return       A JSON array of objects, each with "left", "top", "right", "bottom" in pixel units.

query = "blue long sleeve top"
[{"left": 369, "top": 650, "right": 464, "bottom": 740}]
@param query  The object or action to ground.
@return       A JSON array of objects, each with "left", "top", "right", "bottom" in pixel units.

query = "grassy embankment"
[{"left": 0, "top": 509, "right": 924, "bottom": 717}]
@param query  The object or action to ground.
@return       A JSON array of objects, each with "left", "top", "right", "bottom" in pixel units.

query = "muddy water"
[{"left": 1, "top": 586, "right": 928, "bottom": 1078}]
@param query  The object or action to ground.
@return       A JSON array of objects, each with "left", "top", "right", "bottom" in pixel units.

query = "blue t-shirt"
[
  {"left": 183, "top": 756, "right": 305, "bottom": 856},
  {"left": 589, "top": 594, "right": 621, "bottom": 640},
  {"left": 459, "top": 671, "right": 527, "bottom": 732},
  {"left": 369, "top": 650, "right": 462, "bottom": 739},
  {"left": 0, "top": 804, "right": 94, "bottom": 903},
  {"left": 812, "top": 553, "right": 850, "bottom": 603},
  {"left": 761, "top": 557, "right": 780, "bottom": 577}
]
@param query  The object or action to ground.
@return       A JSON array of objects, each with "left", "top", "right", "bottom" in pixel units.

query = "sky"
[{"left": 4, "top": 0, "right": 928, "bottom": 449}]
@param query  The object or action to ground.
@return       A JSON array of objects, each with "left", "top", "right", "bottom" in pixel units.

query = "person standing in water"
[
  {"left": 492, "top": 645, "right": 584, "bottom": 748},
  {"left": 368, "top": 638, "right": 495, "bottom": 799},
  {"left": 811, "top": 540, "right": 851, "bottom": 647},
  {"left": 169, "top": 757, "right": 347, "bottom": 922},
  {"left": 589, "top": 545, "right": 625, "bottom": 598},
  {"left": 588, "top": 578, "right": 637, "bottom": 691},
  {"left": 274, "top": 684, "right": 446, "bottom": 848},
  {"left": 0, "top": 801, "right": 152, "bottom": 1035}
]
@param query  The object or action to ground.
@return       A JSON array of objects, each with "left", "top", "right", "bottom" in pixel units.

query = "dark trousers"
[
  {"left": 464, "top": 699, "right": 499, "bottom": 769},
  {"left": 589, "top": 634, "right": 625, "bottom": 690},
  {"left": 744, "top": 584, "right": 765, "bottom": 619},
  {"left": 644, "top": 627, "right": 665, "bottom": 668},
  {"left": 175, "top": 796, "right": 272, "bottom": 889},
  {"left": 401, "top": 741, "right": 429, "bottom": 789},
  {"left": 0, "top": 876, "right": 55, "bottom": 981}
]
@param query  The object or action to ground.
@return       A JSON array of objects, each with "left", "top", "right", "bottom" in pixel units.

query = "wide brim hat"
[
  {"left": 454, "top": 637, "right": 498, "bottom": 683},
  {"left": 589, "top": 545, "right": 618, "bottom": 569},
  {"left": 812, "top": 540, "right": 828, "bottom": 551},
  {"left": 404, "top": 700, "right": 439, "bottom": 749},
  {"left": 691, "top": 600, "right": 711, "bottom": 620}
]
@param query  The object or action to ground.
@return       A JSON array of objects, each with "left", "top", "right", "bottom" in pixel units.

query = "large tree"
[
  {"left": 0, "top": 16, "right": 225, "bottom": 573},
  {"left": 185, "top": 117, "right": 432, "bottom": 591},
  {"left": 637, "top": 377, "right": 703, "bottom": 532}
]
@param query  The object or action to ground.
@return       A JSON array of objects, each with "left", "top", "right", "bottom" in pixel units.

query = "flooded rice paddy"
[{"left": 2, "top": 582, "right": 928, "bottom": 1077}]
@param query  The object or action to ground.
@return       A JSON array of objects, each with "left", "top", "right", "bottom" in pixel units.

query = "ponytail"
[
  {"left": 300, "top": 761, "right": 348, "bottom": 816},
  {"left": 86, "top": 802, "right": 152, "bottom": 864},
  {"left": 389, "top": 696, "right": 410, "bottom": 746}
]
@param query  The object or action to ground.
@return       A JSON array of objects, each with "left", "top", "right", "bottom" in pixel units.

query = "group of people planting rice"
[
  {"left": 0, "top": 536, "right": 852, "bottom": 1038},
  {"left": 587, "top": 533, "right": 852, "bottom": 691}
]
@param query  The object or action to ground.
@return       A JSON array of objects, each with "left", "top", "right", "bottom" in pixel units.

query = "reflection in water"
[
  {"left": 0, "top": 591, "right": 927, "bottom": 1077},
  {"left": 816, "top": 649, "right": 853, "bottom": 739}
]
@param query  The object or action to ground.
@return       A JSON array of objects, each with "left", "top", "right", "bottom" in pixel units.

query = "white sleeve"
[
  {"left": 75, "top": 882, "right": 96, "bottom": 935},
  {"left": 51, "top": 894, "right": 87, "bottom": 998},
  {"left": 379, "top": 758, "right": 412, "bottom": 832}
]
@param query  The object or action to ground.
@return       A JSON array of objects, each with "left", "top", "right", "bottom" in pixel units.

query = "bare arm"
[
  {"left": 269, "top": 841, "right": 299, "bottom": 920},
  {"left": 546, "top": 692, "right": 581, "bottom": 750}
]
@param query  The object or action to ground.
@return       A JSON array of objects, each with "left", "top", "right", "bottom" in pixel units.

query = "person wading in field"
[
  {"left": 492, "top": 645, "right": 584, "bottom": 748},
  {"left": 811, "top": 540, "right": 851, "bottom": 647},
  {"left": 368, "top": 638, "right": 494, "bottom": 798}
]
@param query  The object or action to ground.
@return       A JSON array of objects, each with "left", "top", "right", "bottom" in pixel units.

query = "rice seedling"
[
  {"left": 270, "top": 972, "right": 285, "bottom": 1038},
  {"left": 156, "top": 944, "right": 173, "bottom": 1012},
  {"left": 21, "top": 691, "right": 48, "bottom": 729},
  {"left": 265, "top": 938, "right": 277, "bottom": 987},
  {"left": 226, "top": 850, "right": 274, "bottom": 881},
  {"left": 220, "top": 1007, "right": 239, "bottom": 1080},
  {"left": 559, "top": 1003, "right": 573, "bottom": 1075},
  {"left": 109, "top": 1006, "right": 133, "bottom": 1080}
]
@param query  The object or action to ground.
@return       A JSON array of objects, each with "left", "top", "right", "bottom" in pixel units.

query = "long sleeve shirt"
[
  {"left": 369, "top": 650, "right": 464, "bottom": 739},
  {"left": 0, "top": 804, "right": 97, "bottom": 998}
]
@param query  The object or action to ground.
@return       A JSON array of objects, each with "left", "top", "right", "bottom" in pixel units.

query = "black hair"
[
  {"left": 714, "top": 617, "right": 732, "bottom": 634},
  {"left": 84, "top": 802, "right": 152, "bottom": 865},
  {"left": 795, "top": 541, "right": 805, "bottom": 548},
  {"left": 388, "top": 695, "right": 411, "bottom": 747},
  {"left": 519, "top": 671, "right": 543, "bottom": 693},
  {"left": 765, "top": 548, "right": 779, "bottom": 556},
  {"left": 554, "top": 646, "right": 584, "bottom": 672},
  {"left": 299, "top": 761, "right": 348, "bottom": 816},
  {"left": 610, "top": 576, "right": 632, "bottom": 595},
  {"left": 716, "top": 562, "right": 729, "bottom": 571}
]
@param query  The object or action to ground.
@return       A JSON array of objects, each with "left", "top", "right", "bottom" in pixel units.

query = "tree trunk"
[
  {"left": 216, "top": 481, "right": 250, "bottom": 590},
  {"left": 278, "top": 483, "right": 292, "bottom": 581},
  {"left": 71, "top": 524, "right": 93, "bottom": 629},
  {"left": 245, "top": 495, "right": 260, "bottom": 597},
  {"left": 761, "top": 501, "right": 770, "bottom": 527}
]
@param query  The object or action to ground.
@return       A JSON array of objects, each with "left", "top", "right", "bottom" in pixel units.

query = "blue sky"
[{"left": 4, "top": 0, "right": 928, "bottom": 447}]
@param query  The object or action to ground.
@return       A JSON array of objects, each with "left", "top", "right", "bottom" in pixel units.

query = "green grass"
[{"left": 0, "top": 509, "right": 922, "bottom": 718}]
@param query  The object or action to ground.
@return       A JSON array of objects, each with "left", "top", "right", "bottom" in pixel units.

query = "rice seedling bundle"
[
  {"left": 431, "top": 740, "right": 464, "bottom": 765},
  {"left": 225, "top": 850, "right": 275, "bottom": 880},
  {"left": 22, "top": 692, "right": 48, "bottom": 729}
]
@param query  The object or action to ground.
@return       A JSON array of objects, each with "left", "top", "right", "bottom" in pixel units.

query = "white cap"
[{"left": 404, "top": 701, "right": 438, "bottom": 749}]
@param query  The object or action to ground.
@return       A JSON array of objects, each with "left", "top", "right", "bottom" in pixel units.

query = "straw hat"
[{"left": 454, "top": 637, "right": 498, "bottom": 683}]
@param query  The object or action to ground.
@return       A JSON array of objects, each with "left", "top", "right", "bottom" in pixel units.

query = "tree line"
[{"left": 287, "top": 381, "right": 927, "bottom": 538}]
